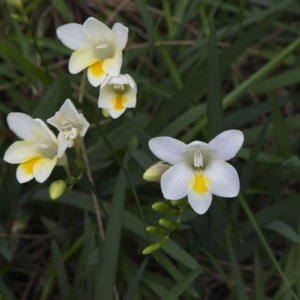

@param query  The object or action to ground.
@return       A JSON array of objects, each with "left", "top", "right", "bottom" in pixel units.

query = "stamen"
[
  {"left": 96, "top": 44, "right": 108, "bottom": 49},
  {"left": 194, "top": 151, "right": 203, "bottom": 168}
]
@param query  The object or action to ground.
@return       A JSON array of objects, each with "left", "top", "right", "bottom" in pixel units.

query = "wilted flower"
[
  {"left": 98, "top": 74, "right": 137, "bottom": 119},
  {"left": 56, "top": 17, "right": 128, "bottom": 87},
  {"left": 148, "top": 130, "right": 244, "bottom": 214},
  {"left": 4, "top": 113, "right": 66, "bottom": 183},
  {"left": 47, "top": 99, "right": 89, "bottom": 157}
]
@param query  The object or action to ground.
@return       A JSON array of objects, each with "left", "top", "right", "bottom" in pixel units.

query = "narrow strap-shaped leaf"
[
  {"left": 225, "top": 231, "right": 249, "bottom": 299},
  {"left": 254, "top": 252, "right": 266, "bottom": 300},
  {"left": 32, "top": 75, "right": 70, "bottom": 119},
  {"left": 51, "top": 240, "right": 71, "bottom": 300},
  {"left": 241, "top": 120, "right": 269, "bottom": 192},
  {"left": 123, "top": 258, "right": 149, "bottom": 300},
  {"left": 207, "top": 19, "right": 223, "bottom": 140},
  {"left": 267, "top": 93, "right": 289, "bottom": 155},
  {"left": 161, "top": 267, "right": 203, "bottom": 300},
  {"left": 94, "top": 154, "right": 128, "bottom": 300}
]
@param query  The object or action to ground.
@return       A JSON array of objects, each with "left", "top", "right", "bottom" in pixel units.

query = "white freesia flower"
[
  {"left": 3, "top": 113, "right": 66, "bottom": 183},
  {"left": 47, "top": 99, "right": 90, "bottom": 157},
  {"left": 56, "top": 17, "right": 128, "bottom": 87},
  {"left": 148, "top": 130, "right": 244, "bottom": 214},
  {"left": 98, "top": 74, "right": 137, "bottom": 119}
]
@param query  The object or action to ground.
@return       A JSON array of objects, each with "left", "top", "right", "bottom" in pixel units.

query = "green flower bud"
[
  {"left": 159, "top": 218, "right": 176, "bottom": 230},
  {"left": 146, "top": 226, "right": 161, "bottom": 235},
  {"left": 49, "top": 180, "right": 67, "bottom": 200},
  {"left": 11, "top": 13, "right": 22, "bottom": 21},
  {"left": 102, "top": 108, "right": 110, "bottom": 118},
  {"left": 143, "top": 161, "right": 171, "bottom": 182},
  {"left": 7, "top": 0, "right": 23, "bottom": 10},
  {"left": 142, "top": 237, "right": 167, "bottom": 255},
  {"left": 152, "top": 202, "right": 171, "bottom": 213},
  {"left": 152, "top": 202, "right": 181, "bottom": 216},
  {"left": 170, "top": 199, "right": 188, "bottom": 208}
]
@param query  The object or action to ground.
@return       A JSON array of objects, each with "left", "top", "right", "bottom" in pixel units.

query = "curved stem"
[{"left": 238, "top": 192, "right": 299, "bottom": 300}]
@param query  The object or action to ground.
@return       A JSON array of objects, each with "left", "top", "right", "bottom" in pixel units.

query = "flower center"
[
  {"left": 114, "top": 84, "right": 125, "bottom": 90},
  {"left": 193, "top": 151, "right": 205, "bottom": 171},
  {"left": 61, "top": 119, "right": 79, "bottom": 140}
]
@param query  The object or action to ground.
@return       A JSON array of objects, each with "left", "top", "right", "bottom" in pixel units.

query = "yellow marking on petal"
[
  {"left": 89, "top": 61, "right": 105, "bottom": 77},
  {"left": 190, "top": 174, "right": 211, "bottom": 195},
  {"left": 20, "top": 157, "right": 40, "bottom": 175},
  {"left": 113, "top": 94, "right": 127, "bottom": 111}
]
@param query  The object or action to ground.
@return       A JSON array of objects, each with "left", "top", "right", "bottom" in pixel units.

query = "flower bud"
[
  {"left": 170, "top": 199, "right": 188, "bottom": 208},
  {"left": 11, "top": 13, "right": 22, "bottom": 21},
  {"left": 159, "top": 218, "right": 176, "bottom": 230},
  {"left": 152, "top": 202, "right": 171, "bottom": 214},
  {"left": 49, "top": 180, "right": 67, "bottom": 200},
  {"left": 152, "top": 202, "right": 181, "bottom": 216},
  {"left": 143, "top": 161, "right": 171, "bottom": 182},
  {"left": 102, "top": 108, "right": 110, "bottom": 118},
  {"left": 146, "top": 226, "right": 161, "bottom": 235},
  {"left": 142, "top": 237, "right": 167, "bottom": 255},
  {"left": 7, "top": 0, "right": 23, "bottom": 10}
]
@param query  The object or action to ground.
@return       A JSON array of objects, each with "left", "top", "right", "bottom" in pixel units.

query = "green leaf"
[
  {"left": 50, "top": 0, "right": 72, "bottom": 22},
  {"left": 226, "top": 231, "right": 249, "bottom": 299},
  {"left": 32, "top": 75, "right": 71, "bottom": 119},
  {"left": 124, "top": 258, "right": 149, "bottom": 300},
  {"left": 161, "top": 267, "right": 202, "bottom": 300},
  {"left": 0, "top": 42, "right": 50, "bottom": 84},
  {"left": 51, "top": 240, "right": 71, "bottom": 300},
  {"left": 254, "top": 252, "right": 266, "bottom": 300},
  {"left": 207, "top": 19, "right": 223, "bottom": 139},
  {"left": 0, "top": 279, "right": 17, "bottom": 300},
  {"left": 264, "top": 220, "right": 300, "bottom": 244},
  {"left": 267, "top": 93, "right": 289, "bottom": 155},
  {"left": 94, "top": 154, "right": 128, "bottom": 300},
  {"left": 241, "top": 120, "right": 269, "bottom": 191}
]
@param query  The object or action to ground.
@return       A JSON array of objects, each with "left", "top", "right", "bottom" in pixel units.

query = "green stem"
[
  {"left": 63, "top": 163, "right": 72, "bottom": 182},
  {"left": 223, "top": 35, "right": 300, "bottom": 108},
  {"left": 22, "top": 15, "right": 51, "bottom": 81},
  {"left": 238, "top": 193, "right": 299, "bottom": 300}
]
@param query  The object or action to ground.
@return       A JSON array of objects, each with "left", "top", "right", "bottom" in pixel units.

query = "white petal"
[
  {"left": 102, "top": 48, "right": 122, "bottom": 76},
  {"left": 98, "top": 86, "right": 116, "bottom": 109},
  {"left": 125, "top": 74, "right": 137, "bottom": 92},
  {"left": 33, "top": 156, "right": 58, "bottom": 183},
  {"left": 47, "top": 99, "right": 80, "bottom": 130},
  {"left": 56, "top": 23, "right": 92, "bottom": 51},
  {"left": 204, "top": 160, "right": 240, "bottom": 197},
  {"left": 16, "top": 161, "right": 36, "bottom": 183},
  {"left": 161, "top": 163, "right": 195, "bottom": 200},
  {"left": 7, "top": 113, "right": 35, "bottom": 141},
  {"left": 57, "top": 132, "right": 69, "bottom": 158},
  {"left": 82, "top": 17, "right": 114, "bottom": 44},
  {"left": 107, "top": 107, "right": 126, "bottom": 119},
  {"left": 148, "top": 137, "right": 186, "bottom": 165},
  {"left": 79, "top": 114, "right": 90, "bottom": 136},
  {"left": 87, "top": 62, "right": 107, "bottom": 87},
  {"left": 57, "top": 153, "right": 67, "bottom": 166},
  {"left": 188, "top": 189, "right": 212, "bottom": 214},
  {"left": 208, "top": 130, "right": 244, "bottom": 161},
  {"left": 112, "top": 23, "right": 128, "bottom": 50},
  {"left": 4, "top": 141, "right": 41, "bottom": 164},
  {"left": 123, "top": 87, "right": 136, "bottom": 108},
  {"left": 69, "top": 49, "right": 98, "bottom": 74}
]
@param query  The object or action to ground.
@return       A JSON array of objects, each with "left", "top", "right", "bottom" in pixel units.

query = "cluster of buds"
[{"left": 142, "top": 199, "right": 189, "bottom": 255}]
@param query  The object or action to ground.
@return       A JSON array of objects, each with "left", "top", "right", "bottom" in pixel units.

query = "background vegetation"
[{"left": 1, "top": 0, "right": 300, "bottom": 299}]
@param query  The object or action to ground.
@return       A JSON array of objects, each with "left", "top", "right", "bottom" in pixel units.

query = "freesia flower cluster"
[
  {"left": 4, "top": 16, "right": 245, "bottom": 221},
  {"left": 56, "top": 18, "right": 137, "bottom": 119},
  {"left": 4, "top": 99, "right": 89, "bottom": 189}
]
